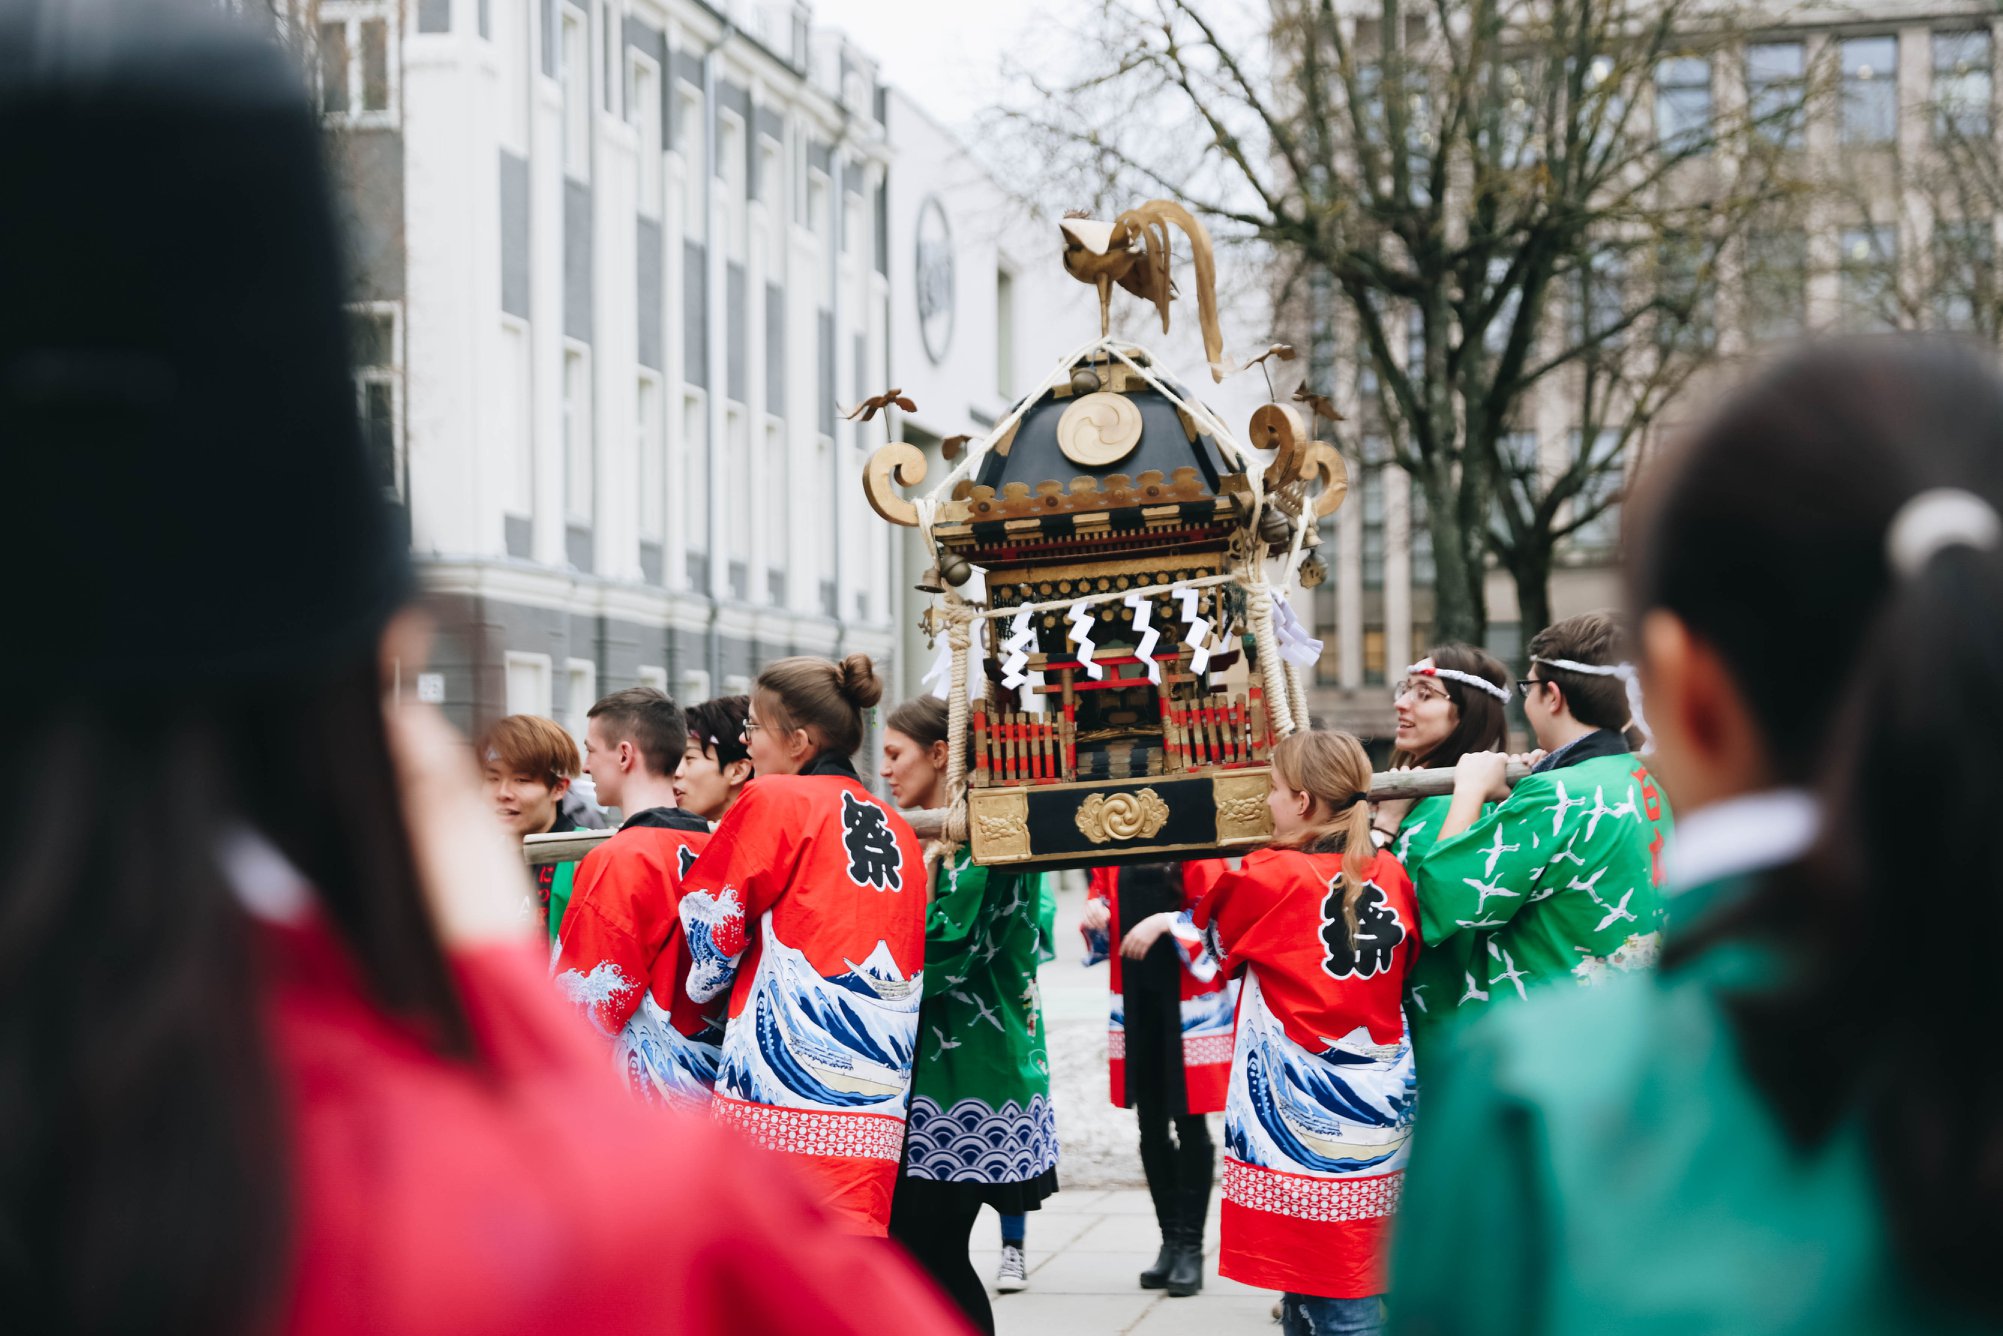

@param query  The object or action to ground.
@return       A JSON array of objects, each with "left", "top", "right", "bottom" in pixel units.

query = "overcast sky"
[{"left": 807, "top": 0, "right": 1048, "bottom": 131}]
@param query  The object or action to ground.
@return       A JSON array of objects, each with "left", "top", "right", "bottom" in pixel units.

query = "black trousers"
[{"left": 889, "top": 1173, "right": 993, "bottom": 1335}]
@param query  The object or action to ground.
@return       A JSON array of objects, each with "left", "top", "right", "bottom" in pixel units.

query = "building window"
[
  {"left": 1839, "top": 225, "right": 1899, "bottom": 331},
  {"left": 562, "top": 658, "right": 597, "bottom": 741},
  {"left": 637, "top": 374, "right": 664, "bottom": 539},
  {"left": 1655, "top": 55, "right": 1711, "bottom": 153},
  {"left": 1840, "top": 36, "right": 1899, "bottom": 146},
  {"left": 1567, "top": 430, "right": 1623, "bottom": 556},
  {"left": 563, "top": 346, "right": 592, "bottom": 523},
  {"left": 505, "top": 651, "right": 553, "bottom": 716},
  {"left": 1744, "top": 231, "right": 1807, "bottom": 343},
  {"left": 497, "top": 0, "right": 528, "bottom": 151},
  {"left": 629, "top": 54, "right": 661, "bottom": 217},
  {"left": 726, "top": 406, "right": 752, "bottom": 575},
  {"left": 683, "top": 390, "right": 709, "bottom": 585},
  {"left": 1360, "top": 436, "right": 1387, "bottom": 591},
  {"left": 638, "top": 665, "right": 669, "bottom": 694},
  {"left": 677, "top": 88, "right": 706, "bottom": 238},
  {"left": 1655, "top": 232, "right": 1714, "bottom": 350},
  {"left": 720, "top": 113, "right": 747, "bottom": 263},
  {"left": 350, "top": 307, "right": 400, "bottom": 500},
  {"left": 561, "top": 4, "right": 589, "bottom": 181},
  {"left": 808, "top": 172, "right": 831, "bottom": 246},
  {"left": 1935, "top": 30, "right": 1994, "bottom": 142},
  {"left": 1409, "top": 485, "right": 1435, "bottom": 588},
  {"left": 761, "top": 139, "right": 786, "bottom": 273},
  {"left": 1404, "top": 306, "right": 1424, "bottom": 375},
  {"left": 763, "top": 421, "right": 790, "bottom": 601},
  {"left": 1932, "top": 220, "right": 1995, "bottom": 332},
  {"left": 996, "top": 269, "right": 1017, "bottom": 398},
  {"left": 317, "top": 10, "right": 394, "bottom": 122},
  {"left": 503, "top": 319, "right": 532, "bottom": 516},
  {"left": 1493, "top": 430, "right": 1538, "bottom": 536},
  {"left": 1363, "top": 629, "right": 1388, "bottom": 688},
  {"left": 1570, "top": 247, "right": 1626, "bottom": 350},
  {"left": 679, "top": 669, "right": 712, "bottom": 705},
  {"left": 1746, "top": 41, "right": 1806, "bottom": 149}
]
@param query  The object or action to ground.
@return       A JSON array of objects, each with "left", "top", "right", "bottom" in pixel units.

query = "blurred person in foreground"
[
  {"left": 474, "top": 713, "right": 588, "bottom": 942},
  {"left": 0, "top": 4, "right": 968, "bottom": 1332},
  {"left": 1391, "top": 338, "right": 2003, "bottom": 1334}
]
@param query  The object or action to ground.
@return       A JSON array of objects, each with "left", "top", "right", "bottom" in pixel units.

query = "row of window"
[{"left": 1668, "top": 28, "right": 1993, "bottom": 152}]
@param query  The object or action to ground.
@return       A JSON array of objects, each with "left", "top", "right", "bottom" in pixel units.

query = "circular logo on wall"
[{"left": 915, "top": 196, "right": 955, "bottom": 365}]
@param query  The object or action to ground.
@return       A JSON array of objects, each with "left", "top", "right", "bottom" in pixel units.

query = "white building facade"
[{"left": 327, "top": 0, "right": 899, "bottom": 749}]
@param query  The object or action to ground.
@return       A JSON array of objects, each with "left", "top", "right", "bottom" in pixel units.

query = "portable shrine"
[{"left": 863, "top": 201, "right": 1346, "bottom": 868}]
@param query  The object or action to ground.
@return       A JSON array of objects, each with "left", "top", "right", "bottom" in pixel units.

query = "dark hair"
[
  {"left": 1387, "top": 642, "right": 1510, "bottom": 769},
  {"left": 1525, "top": 611, "right": 1633, "bottom": 733},
  {"left": 587, "top": 686, "right": 685, "bottom": 777},
  {"left": 1632, "top": 336, "right": 2003, "bottom": 1321},
  {"left": 0, "top": 654, "right": 469, "bottom": 1333},
  {"left": 474, "top": 714, "right": 582, "bottom": 786},
  {"left": 756, "top": 654, "right": 884, "bottom": 758},
  {"left": 685, "top": 695, "right": 751, "bottom": 769},
  {"left": 885, "top": 695, "right": 950, "bottom": 750}
]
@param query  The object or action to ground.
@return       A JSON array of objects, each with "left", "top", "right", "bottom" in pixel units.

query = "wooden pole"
[{"left": 521, "top": 764, "right": 1539, "bottom": 865}]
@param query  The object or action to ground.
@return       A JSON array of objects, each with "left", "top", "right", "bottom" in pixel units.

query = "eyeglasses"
[
  {"left": 1515, "top": 679, "right": 1544, "bottom": 696},
  {"left": 740, "top": 717, "right": 766, "bottom": 740},
  {"left": 1393, "top": 679, "right": 1450, "bottom": 704}
]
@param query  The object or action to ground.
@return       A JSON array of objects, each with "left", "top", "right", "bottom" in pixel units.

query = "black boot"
[
  {"left": 1164, "top": 1155, "right": 1213, "bottom": 1297},
  {"left": 1137, "top": 1137, "right": 1179, "bottom": 1289}
]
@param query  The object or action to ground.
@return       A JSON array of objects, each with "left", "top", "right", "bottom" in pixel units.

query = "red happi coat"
[
  {"left": 677, "top": 757, "right": 927, "bottom": 1236},
  {"left": 551, "top": 808, "right": 723, "bottom": 1109},
  {"left": 1193, "top": 846, "right": 1420, "bottom": 1299},
  {"left": 264, "top": 916, "right": 970, "bottom": 1335},
  {"left": 1086, "top": 860, "right": 1236, "bottom": 1116}
]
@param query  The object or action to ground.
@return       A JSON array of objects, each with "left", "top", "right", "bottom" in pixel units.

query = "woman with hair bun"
[{"left": 677, "top": 655, "right": 928, "bottom": 1236}]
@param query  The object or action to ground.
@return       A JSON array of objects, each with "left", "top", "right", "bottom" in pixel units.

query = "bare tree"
[{"left": 1003, "top": 0, "right": 1813, "bottom": 644}]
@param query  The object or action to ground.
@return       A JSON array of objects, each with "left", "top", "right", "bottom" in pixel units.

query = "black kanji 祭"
[
  {"left": 840, "top": 789, "right": 905, "bottom": 892},
  {"left": 1318, "top": 878, "right": 1406, "bottom": 981}
]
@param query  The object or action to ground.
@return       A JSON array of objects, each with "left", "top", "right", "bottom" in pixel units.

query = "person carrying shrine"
[
  {"left": 1367, "top": 645, "right": 1511, "bottom": 1059},
  {"left": 878, "top": 695, "right": 1058, "bottom": 1335},
  {"left": 1405, "top": 611, "right": 1675, "bottom": 1018},
  {"left": 677, "top": 655, "right": 927, "bottom": 1236},
  {"left": 1081, "top": 858, "right": 1235, "bottom": 1296},
  {"left": 1194, "top": 731, "right": 1418, "bottom": 1336},
  {"left": 474, "top": 713, "right": 591, "bottom": 943},
  {"left": 550, "top": 688, "right": 718, "bottom": 1107}
]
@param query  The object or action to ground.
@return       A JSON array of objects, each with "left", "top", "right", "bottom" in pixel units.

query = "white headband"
[
  {"left": 1529, "top": 655, "right": 1652, "bottom": 751},
  {"left": 1886, "top": 488, "right": 2001, "bottom": 578},
  {"left": 1404, "top": 659, "right": 1511, "bottom": 703}
]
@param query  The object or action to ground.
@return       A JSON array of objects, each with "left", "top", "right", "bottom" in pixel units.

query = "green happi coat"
[
  {"left": 902, "top": 848, "right": 1059, "bottom": 1188},
  {"left": 1395, "top": 794, "right": 1478, "bottom": 1059},
  {"left": 1411, "top": 735, "right": 1674, "bottom": 1027}
]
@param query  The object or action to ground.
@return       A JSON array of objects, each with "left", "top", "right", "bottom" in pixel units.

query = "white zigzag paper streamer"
[
  {"left": 1066, "top": 600, "right": 1105, "bottom": 680},
  {"left": 1176, "top": 585, "right": 1215, "bottom": 676},
  {"left": 1273, "top": 598, "right": 1325, "bottom": 667},
  {"left": 999, "top": 606, "right": 1036, "bottom": 690},
  {"left": 1125, "top": 589, "right": 1162, "bottom": 685},
  {"left": 922, "top": 640, "right": 953, "bottom": 700}
]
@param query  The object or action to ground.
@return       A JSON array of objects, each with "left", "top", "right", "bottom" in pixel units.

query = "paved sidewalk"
[{"left": 972, "top": 1188, "right": 1280, "bottom": 1336}]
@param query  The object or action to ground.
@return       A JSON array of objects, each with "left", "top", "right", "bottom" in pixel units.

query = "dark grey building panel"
[
  {"left": 418, "top": 0, "right": 450, "bottom": 32},
  {"left": 683, "top": 240, "right": 708, "bottom": 388},
  {"left": 540, "top": 0, "right": 557, "bottom": 76},
  {"left": 817, "top": 309, "right": 834, "bottom": 435},
  {"left": 671, "top": 49, "right": 704, "bottom": 89},
  {"left": 566, "top": 524, "right": 594, "bottom": 573},
  {"left": 720, "top": 635, "right": 758, "bottom": 684},
  {"left": 719, "top": 81, "right": 753, "bottom": 187},
  {"left": 687, "top": 549, "right": 710, "bottom": 592},
  {"left": 640, "top": 540, "right": 663, "bottom": 585},
  {"left": 809, "top": 138, "right": 832, "bottom": 177},
  {"left": 637, "top": 216, "right": 664, "bottom": 370},
  {"left": 624, "top": 17, "right": 667, "bottom": 142},
  {"left": 765, "top": 282, "right": 785, "bottom": 411},
  {"left": 873, "top": 180, "right": 888, "bottom": 276},
  {"left": 505, "top": 514, "right": 533, "bottom": 558},
  {"left": 754, "top": 107, "right": 784, "bottom": 190},
  {"left": 478, "top": 0, "right": 490, "bottom": 39},
  {"left": 853, "top": 332, "right": 867, "bottom": 404},
  {"left": 500, "top": 150, "right": 530, "bottom": 318},
  {"left": 333, "top": 129, "right": 405, "bottom": 303},
  {"left": 726, "top": 261, "right": 748, "bottom": 403},
  {"left": 564, "top": 180, "right": 593, "bottom": 342}
]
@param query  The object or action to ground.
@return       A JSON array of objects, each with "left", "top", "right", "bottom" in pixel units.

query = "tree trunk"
[
  {"left": 1506, "top": 543, "right": 1554, "bottom": 659},
  {"left": 1428, "top": 504, "right": 1487, "bottom": 644}
]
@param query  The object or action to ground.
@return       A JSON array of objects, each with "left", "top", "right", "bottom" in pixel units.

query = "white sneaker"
[{"left": 996, "top": 1243, "right": 1029, "bottom": 1292}]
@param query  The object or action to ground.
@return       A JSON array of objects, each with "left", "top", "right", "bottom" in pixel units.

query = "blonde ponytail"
[{"left": 1270, "top": 730, "right": 1376, "bottom": 940}]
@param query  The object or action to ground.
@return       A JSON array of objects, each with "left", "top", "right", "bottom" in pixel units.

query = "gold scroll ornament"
[{"left": 1075, "top": 788, "right": 1171, "bottom": 844}]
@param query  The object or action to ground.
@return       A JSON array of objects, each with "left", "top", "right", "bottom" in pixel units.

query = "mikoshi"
[{"left": 863, "top": 201, "right": 1346, "bottom": 869}]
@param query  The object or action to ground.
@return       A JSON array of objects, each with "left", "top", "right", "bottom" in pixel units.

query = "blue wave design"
[
  {"left": 903, "top": 1094, "right": 1060, "bottom": 1183},
  {"left": 1223, "top": 972, "right": 1415, "bottom": 1177},
  {"left": 616, "top": 994, "right": 722, "bottom": 1112}
]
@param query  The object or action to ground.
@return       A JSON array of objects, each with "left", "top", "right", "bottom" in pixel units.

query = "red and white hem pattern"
[
  {"left": 1218, "top": 1158, "right": 1404, "bottom": 1300},
  {"left": 711, "top": 1094, "right": 907, "bottom": 1162}
]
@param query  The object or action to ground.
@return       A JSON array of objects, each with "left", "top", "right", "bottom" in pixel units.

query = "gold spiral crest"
[
  {"left": 1056, "top": 391, "right": 1144, "bottom": 467},
  {"left": 1075, "top": 788, "right": 1171, "bottom": 843}
]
